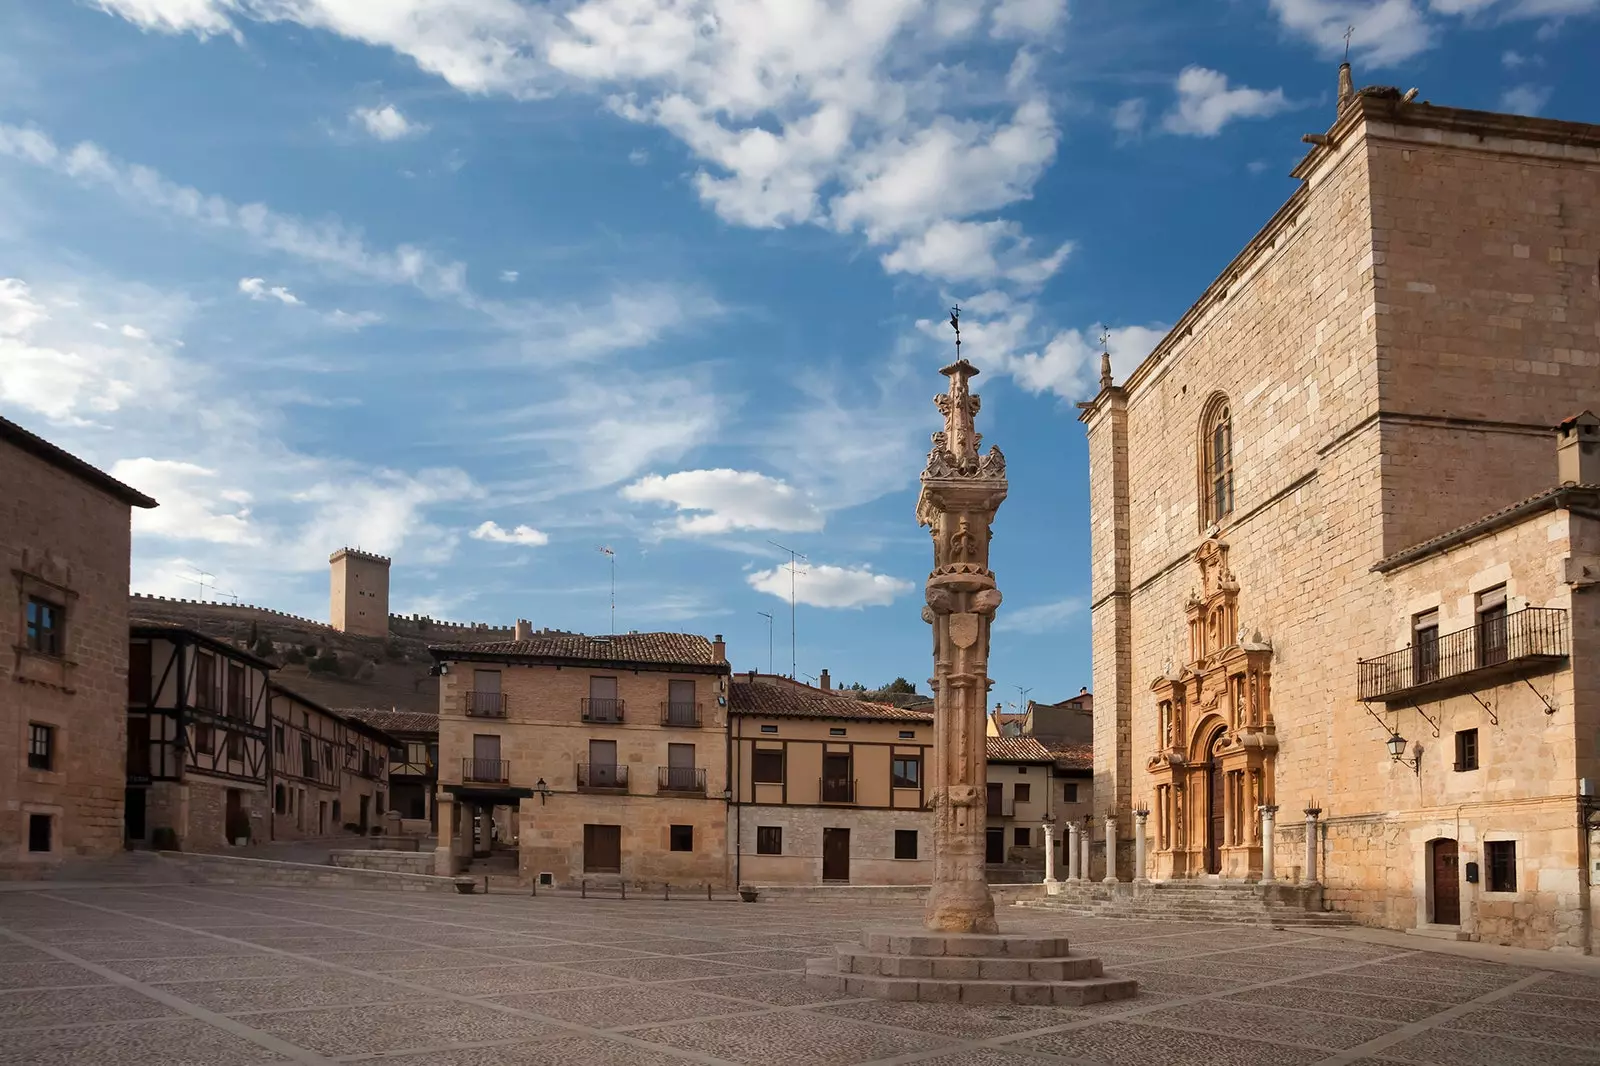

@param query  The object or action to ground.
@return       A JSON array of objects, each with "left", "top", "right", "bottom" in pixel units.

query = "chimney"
[
  {"left": 514, "top": 619, "right": 532, "bottom": 641},
  {"left": 712, "top": 633, "right": 726, "bottom": 662},
  {"left": 1080, "top": 686, "right": 1088, "bottom": 695},
  {"left": 1337, "top": 62, "right": 1354, "bottom": 112},
  {"left": 820, "top": 668, "right": 831, "bottom": 691},
  {"left": 1558, "top": 412, "right": 1600, "bottom": 485}
]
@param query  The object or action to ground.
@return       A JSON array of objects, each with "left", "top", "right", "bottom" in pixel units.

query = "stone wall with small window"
[
  {"left": 0, "top": 433, "right": 139, "bottom": 869},
  {"left": 731, "top": 804, "right": 933, "bottom": 886}
]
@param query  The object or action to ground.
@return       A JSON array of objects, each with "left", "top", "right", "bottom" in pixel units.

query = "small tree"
[
  {"left": 250, "top": 635, "right": 275, "bottom": 659},
  {"left": 884, "top": 677, "right": 917, "bottom": 694},
  {"left": 308, "top": 650, "right": 340, "bottom": 675}
]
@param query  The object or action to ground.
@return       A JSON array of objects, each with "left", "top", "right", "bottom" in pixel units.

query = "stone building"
[
  {"left": 126, "top": 623, "right": 273, "bottom": 850},
  {"left": 729, "top": 672, "right": 934, "bottom": 886},
  {"left": 267, "top": 683, "right": 396, "bottom": 840},
  {"left": 329, "top": 547, "right": 391, "bottom": 638},
  {"left": 1078, "top": 71, "right": 1599, "bottom": 949},
  {"left": 340, "top": 707, "right": 438, "bottom": 830},
  {"left": 430, "top": 627, "right": 731, "bottom": 886},
  {"left": 0, "top": 415, "right": 157, "bottom": 872}
]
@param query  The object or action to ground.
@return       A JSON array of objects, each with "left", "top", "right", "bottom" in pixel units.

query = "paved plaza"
[{"left": 0, "top": 887, "right": 1597, "bottom": 1066}]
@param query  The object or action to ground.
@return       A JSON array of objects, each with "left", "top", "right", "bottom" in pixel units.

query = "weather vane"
[
  {"left": 950, "top": 304, "right": 961, "bottom": 359},
  {"left": 1098, "top": 328, "right": 1110, "bottom": 352},
  {"left": 1343, "top": 24, "right": 1355, "bottom": 62}
]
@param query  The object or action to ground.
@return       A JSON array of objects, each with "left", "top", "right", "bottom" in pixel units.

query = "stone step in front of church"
[
  {"left": 1014, "top": 880, "right": 1354, "bottom": 927},
  {"left": 806, "top": 930, "right": 1138, "bottom": 1006}
]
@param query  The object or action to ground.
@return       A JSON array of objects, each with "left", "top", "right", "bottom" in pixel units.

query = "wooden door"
[
  {"left": 1431, "top": 839, "right": 1460, "bottom": 925},
  {"left": 224, "top": 788, "right": 246, "bottom": 844},
  {"left": 1206, "top": 733, "right": 1225, "bottom": 874},
  {"left": 823, "top": 827, "right": 850, "bottom": 882},
  {"left": 126, "top": 717, "right": 151, "bottom": 779},
  {"left": 822, "top": 753, "right": 852, "bottom": 802},
  {"left": 666, "top": 742, "right": 696, "bottom": 791},
  {"left": 124, "top": 787, "right": 146, "bottom": 841},
  {"left": 584, "top": 823, "right": 621, "bottom": 872},
  {"left": 359, "top": 794, "right": 370, "bottom": 833},
  {"left": 986, "top": 782, "right": 1003, "bottom": 816},
  {"left": 986, "top": 827, "right": 1006, "bottom": 864}
]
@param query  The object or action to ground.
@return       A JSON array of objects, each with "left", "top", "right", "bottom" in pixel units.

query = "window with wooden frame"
[
  {"left": 752, "top": 748, "right": 784, "bottom": 784},
  {"left": 890, "top": 754, "right": 921, "bottom": 789},
  {"left": 1014, "top": 782, "right": 1031, "bottom": 804},
  {"left": 1477, "top": 585, "right": 1508, "bottom": 667},
  {"left": 27, "top": 723, "right": 53, "bottom": 771},
  {"left": 227, "top": 662, "right": 246, "bottom": 717},
  {"left": 25, "top": 596, "right": 64, "bottom": 656},
  {"left": 1486, "top": 840, "right": 1517, "bottom": 892},
  {"left": 756, "top": 826, "right": 782, "bottom": 854},
  {"left": 1199, "top": 394, "right": 1234, "bottom": 527},
  {"left": 1013, "top": 826, "right": 1030, "bottom": 847},
  {"left": 1413, "top": 609, "right": 1440, "bottom": 684},
  {"left": 193, "top": 723, "right": 214, "bottom": 756},
  {"left": 227, "top": 731, "right": 244, "bottom": 762},
  {"left": 1453, "top": 728, "right": 1479, "bottom": 772},
  {"left": 1063, "top": 782, "right": 1079, "bottom": 803},
  {"left": 894, "top": 829, "right": 918, "bottom": 860},
  {"left": 669, "top": 824, "right": 694, "bottom": 852},
  {"left": 195, "top": 653, "right": 217, "bottom": 711}
]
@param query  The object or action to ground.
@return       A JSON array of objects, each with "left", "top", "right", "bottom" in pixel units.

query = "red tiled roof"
[
  {"left": 431, "top": 631, "right": 720, "bottom": 668},
  {"left": 1, "top": 413, "right": 158, "bottom": 508},
  {"left": 986, "top": 735, "right": 1055, "bottom": 763},
  {"left": 337, "top": 707, "right": 439, "bottom": 736},
  {"left": 731, "top": 679, "right": 933, "bottom": 723},
  {"left": 1043, "top": 741, "right": 1093, "bottom": 771}
]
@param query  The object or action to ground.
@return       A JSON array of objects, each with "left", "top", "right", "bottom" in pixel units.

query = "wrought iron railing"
[
  {"left": 820, "top": 777, "right": 856, "bottom": 804},
  {"left": 581, "top": 698, "right": 626, "bottom": 724},
  {"left": 577, "top": 762, "right": 629, "bottom": 790},
  {"left": 465, "top": 691, "right": 507, "bottom": 718},
  {"left": 660, "top": 701, "right": 701, "bottom": 727},
  {"left": 1357, "top": 607, "right": 1568, "bottom": 701},
  {"left": 658, "top": 766, "right": 706, "bottom": 793},
  {"left": 462, "top": 758, "right": 509, "bottom": 783}
]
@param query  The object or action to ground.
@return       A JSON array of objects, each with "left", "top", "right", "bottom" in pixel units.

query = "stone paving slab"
[{"left": 0, "top": 886, "right": 1594, "bottom": 1065}]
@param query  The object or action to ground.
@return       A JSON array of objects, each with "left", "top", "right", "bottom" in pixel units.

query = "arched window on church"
[{"left": 1200, "top": 395, "right": 1234, "bottom": 527}]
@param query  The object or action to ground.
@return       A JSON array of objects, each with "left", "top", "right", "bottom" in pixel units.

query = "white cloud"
[
  {"left": 110, "top": 458, "right": 257, "bottom": 544},
  {"left": 1499, "top": 84, "right": 1552, "bottom": 115},
  {"left": 326, "top": 308, "right": 382, "bottom": 329},
  {"left": 499, "top": 269, "right": 519, "bottom": 282},
  {"left": 1162, "top": 67, "right": 1292, "bottom": 137},
  {"left": 238, "top": 276, "right": 302, "bottom": 304},
  {"left": 0, "top": 277, "right": 181, "bottom": 424},
  {"left": 748, "top": 562, "right": 912, "bottom": 609},
  {"left": 1003, "top": 323, "right": 1167, "bottom": 397},
  {"left": 622, "top": 469, "right": 825, "bottom": 535},
  {"left": 0, "top": 124, "right": 467, "bottom": 296},
  {"left": 1111, "top": 98, "right": 1146, "bottom": 140},
  {"left": 1501, "top": 49, "right": 1528, "bottom": 67},
  {"left": 991, "top": 0, "right": 1068, "bottom": 37},
  {"left": 1268, "top": 0, "right": 1434, "bottom": 66},
  {"left": 627, "top": 148, "right": 650, "bottom": 165},
  {"left": 994, "top": 596, "right": 1085, "bottom": 633},
  {"left": 881, "top": 220, "right": 1071, "bottom": 286},
  {"left": 352, "top": 103, "right": 426, "bottom": 140},
  {"left": 469, "top": 520, "right": 550, "bottom": 546},
  {"left": 90, "top": 0, "right": 239, "bottom": 37}
]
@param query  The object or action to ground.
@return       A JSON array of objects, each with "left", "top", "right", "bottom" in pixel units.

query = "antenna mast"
[
  {"left": 767, "top": 540, "right": 806, "bottom": 678},
  {"left": 757, "top": 611, "right": 774, "bottom": 674},
  {"left": 596, "top": 546, "right": 616, "bottom": 634}
]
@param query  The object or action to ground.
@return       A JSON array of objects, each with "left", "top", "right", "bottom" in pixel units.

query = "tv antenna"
[
  {"left": 756, "top": 611, "right": 774, "bottom": 674},
  {"left": 766, "top": 540, "right": 806, "bottom": 678},
  {"left": 185, "top": 570, "right": 215, "bottom": 600},
  {"left": 1014, "top": 685, "right": 1033, "bottom": 713},
  {"left": 596, "top": 546, "right": 616, "bottom": 634}
]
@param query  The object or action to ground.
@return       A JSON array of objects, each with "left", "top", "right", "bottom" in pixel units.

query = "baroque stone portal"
[{"left": 918, "top": 356, "right": 1008, "bottom": 933}]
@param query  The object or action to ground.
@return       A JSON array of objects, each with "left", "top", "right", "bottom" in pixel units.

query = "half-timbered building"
[
  {"left": 126, "top": 623, "right": 272, "bottom": 850},
  {"left": 268, "top": 683, "right": 394, "bottom": 839}
]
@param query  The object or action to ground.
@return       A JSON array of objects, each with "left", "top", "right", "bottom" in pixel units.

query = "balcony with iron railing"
[
  {"left": 577, "top": 762, "right": 629, "bottom": 792},
  {"left": 1357, "top": 606, "right": 1569, "bottom": 702},
  {"left": 581, "top": 698, "right": 626, "bottom": 724},
  {"left": 465, "top": 690, "right": 507, "bottom": 718},
  {"left": 462, "top": 758, "right": 510, "bottom": 784},
  {"left": 657, "top": 765, "right": 707, "bottom": 793},
  {"left": 660, "top": 701, "right": 702, "bottom": 727},
  {"left": 820, "top": 777, "right": 856, "bottom": 804}
]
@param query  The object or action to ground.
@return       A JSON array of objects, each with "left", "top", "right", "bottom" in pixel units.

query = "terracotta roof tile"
[
  {"left": 1042, "top": 741, "right": 1093, "bottom": 770},
  {"left": 986, "top": 735, "right": 1056, "bottom": 762},
  {"left": 337, "top": 708, "right": 439, "bottom": 735},
  {"left": 432, "top": 631, "right": 720, "bottom": 668},
  {"left": 731, "top": 679, "right": 933, "bottom": 723}
]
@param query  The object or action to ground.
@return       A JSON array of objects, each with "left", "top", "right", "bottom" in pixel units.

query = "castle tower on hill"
[{"left": 330, "top": 548, "right": 390, "bottom": 637}]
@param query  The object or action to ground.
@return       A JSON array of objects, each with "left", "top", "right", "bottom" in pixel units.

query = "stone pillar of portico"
[
  {"left": 1259, "top": 805, "right": 1279, "bottom": 883},
  {"left": 1042, "top": 820, "right": 1058, "bottom": 886},
  {"left": 434, "top": 793, "right": 456, "bottom": 876},
  {"left": 1303, "top": 807, "right": 1321, "bottom": 885},
  {"left": 1102, "top": 815, "right": 1118, "bottom": 883},
  {"left": 1134, "top": 807, "right": 1150, "bottom": 882},
  {"left": 1066, "top": 822, "right": 1081, "bottom": 881},
  {"left": 1081, "top": 818, "right": 1093, "bottom": 881}
]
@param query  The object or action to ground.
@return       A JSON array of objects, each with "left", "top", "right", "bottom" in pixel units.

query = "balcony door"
[
  {"left": 1477, "top": 586, "right": 1508, "bottom": 667},
  {"left": 589, "top": 676, "right": 620, "bottom": 722},
  {"left": 589, "top": 739, "right": 618, "bottom": 788},
  {"left": 472, "top": 734, "right": 502, "bottom": 782},
  {"left": 667, "top": 679, "right": 696, "bottom": 725},
  {"left": 472, "top": 669, "right": 502, "bottom": 716},
  {"left": 986, "top": 782, "right": 1003, "bottom": 817},
  {"left": 666, "top": 742, "right": 696, "bottom": 791},
  {"left": 822, "top": 753, "right": 852, "bottom": 802}
]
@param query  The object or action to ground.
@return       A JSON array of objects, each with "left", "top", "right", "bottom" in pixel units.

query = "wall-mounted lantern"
[
  {"left": 533, "top": 778, "right": 551, "bottom": 805},
  {"left": 1387, "top": 733, "right": 1421, "bottom": 773}
]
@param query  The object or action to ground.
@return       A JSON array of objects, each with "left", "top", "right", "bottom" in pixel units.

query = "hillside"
[{"left": 128, "top": 594, "right": 443, "bottom": 713}]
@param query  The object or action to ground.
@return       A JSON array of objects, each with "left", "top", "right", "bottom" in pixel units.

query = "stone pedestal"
[
  {"left": 1259, "top": 805, "right": 1279, "bottom": 883},
  {"left": 807, "top": 929, "right": 1137, "bottom": 1006}
]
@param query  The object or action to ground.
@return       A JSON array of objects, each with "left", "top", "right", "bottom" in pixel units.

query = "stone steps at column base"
[
  {"left": 836, "top": 948, "right": 1105, "bottom": 981},
  {"left": 1016, "top": 900, "right": 1354, "bottom": 927},
  {"left": 805, "top": 958, "right": 1138, "bottom": 1006}
]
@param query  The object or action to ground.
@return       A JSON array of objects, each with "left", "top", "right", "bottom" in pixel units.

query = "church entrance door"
[{"left": 1205, "top": 731, "right": 1225, "bottom": 875}]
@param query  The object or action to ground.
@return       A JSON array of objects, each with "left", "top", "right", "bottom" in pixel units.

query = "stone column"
[
  {"left": 1134, "top": 807, "right": 1150, "bottom": 882},
  {"left": 1102, "top": 815, "right": 1118, "bottom": 883},
  {"left": 1066, "top": 822, "right": 1081, "bottom": 880},
  {"left": 1303, "top": 806, "right": 1321, "bottom": 884},
  {"left": 918, "top": 351, "right": 1008, "bottom": 935},
  {"left": 433, "top": 793, "right": 456, "bottom": 876},
  {"left": 1259, "top": 805, "right": 1279, "bottom": 883},
  {"left": 1081, "top": 817, "right": 1093, "bottom": 881},
  {"left": 1042, "top": 820, "right": 1058, "bottom": 885}
]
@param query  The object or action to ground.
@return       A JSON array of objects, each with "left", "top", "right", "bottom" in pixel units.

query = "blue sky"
[{"left": 1, "top": 0, "right": 1592, "bottom": 704}]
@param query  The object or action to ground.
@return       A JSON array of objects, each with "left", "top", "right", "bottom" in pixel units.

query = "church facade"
[{"left": 1080, "top": 72, "right": 1599, "bottom": 951}]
